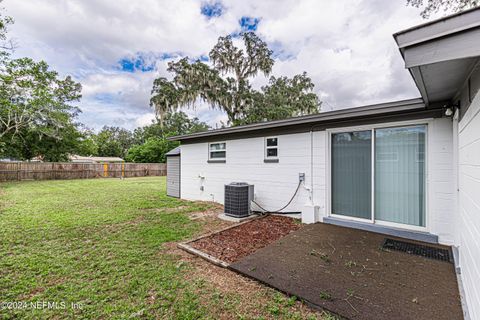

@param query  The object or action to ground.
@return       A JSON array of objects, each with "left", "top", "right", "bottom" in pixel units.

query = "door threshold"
[{"left": 323, "top": 217, "right": 438, "bottom": 244}]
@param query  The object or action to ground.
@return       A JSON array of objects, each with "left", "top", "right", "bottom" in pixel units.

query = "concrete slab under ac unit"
[
  {"left": 218, "top": 212, "right": 301, "bottom": 222},
  {"left": 217, "top": 213, "right": 257, "bottom": 222}
]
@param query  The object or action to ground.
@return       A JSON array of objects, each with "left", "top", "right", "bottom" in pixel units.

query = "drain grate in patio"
[{"left": 382, "top": 238, "right": 453, "bottom": 263}]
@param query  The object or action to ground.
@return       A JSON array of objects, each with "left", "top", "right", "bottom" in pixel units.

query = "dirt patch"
[
  {"left": 188, "top": 207, "right": 223, "bottom": 221},
  {"left": 160, "top": 211, "right": 326, "bottom": 319},
  {"left": 163, "top": 241, "right": 325, "bottom": 319},
  {"left": 190, "top": 215, "right": 301, "bottom": 264},
  {"left": 19, "top": 287, "right": 45, "bottom": 300},
  {"left": 230, "top": 223, "right": 463, "bottom": 320},
  {"left": 100, "top": 215, "right": 147, "bottom": 234},
  {"left": 142, "top": 206, "right": 189, "bottom": 214}
]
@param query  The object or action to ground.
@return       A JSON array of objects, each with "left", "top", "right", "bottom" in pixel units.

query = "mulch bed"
[
  {"left": 190, "top": 215, "right": 301, "bottom": 264},
  {"left": 230, "top": 223, "right": 463, "bottom": 320}
]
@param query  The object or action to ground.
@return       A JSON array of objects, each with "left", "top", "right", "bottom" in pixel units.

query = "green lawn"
[{"left": 0, "top": 177, "right": 324, "bottom": 319}]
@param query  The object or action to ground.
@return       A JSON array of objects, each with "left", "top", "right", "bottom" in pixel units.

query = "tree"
[
  {"left": 240, "top": 73, "right": 321, "bottom": 125},
  {"left": 76, "top": 129, "right": 98, "bottom": 156},
  {"left": 94, "top": 126, "right": 134, "bottom": 158},
  {"left": 150, "top": 77, "right": 179, "bottom": 128},
  {"left": 125, "top": 137, "right": 178, "bottom": 163},
  {"left": 128, "top": 111, "right": 209, "bottom": 163},
  {"left": 133, "top": 111, "right": 208, "bottom": 145},
  {"left": 7, "top": 122, "right": 83, "bottom": 162},
  {"left": 132, "top": 122, "right": 163, "bottom": 146},
  {"left": 163, "top": 111, "right": 210, "bottom": 136},
  {"left": 150, "top": 32, "right": 320, "bottom": 126},
  {"left": 0, "top": 4, "right": 83, "bottom": 160},
  {"left": 0, "top": 58, "right": 82, "bottom": 157},
  {"left": 407, "top": 0, "right": 479, "bottom": 18},
  {"left": 0, "top": 0, "right": 14, "bottom": 60}
]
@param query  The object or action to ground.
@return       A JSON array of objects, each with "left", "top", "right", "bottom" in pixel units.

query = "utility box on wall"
[
  {"left": 302, "top": 204, "right": 320, "bottom": 224},
  {"left": 166, "top": 147, "right": 181, "bottom": 198}
]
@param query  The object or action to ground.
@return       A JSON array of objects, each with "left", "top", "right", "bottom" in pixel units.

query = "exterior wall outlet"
[{"left": 299, "top": 172, "right": 305, "bottom": 183}]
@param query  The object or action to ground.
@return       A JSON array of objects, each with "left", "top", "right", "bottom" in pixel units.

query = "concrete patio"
[{"left": 230, "top": 222, "right": 463, "bottom": 320}]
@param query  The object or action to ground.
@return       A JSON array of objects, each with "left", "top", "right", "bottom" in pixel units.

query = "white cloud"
[
  {"left": 135, "top": 112, "right": 156, "bottom": 128},
  {"left": 4, "top": 0, "right": 440, "bottom": 130}
]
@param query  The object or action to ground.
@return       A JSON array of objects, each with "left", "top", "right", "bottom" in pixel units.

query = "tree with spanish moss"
[
  {"left": 407, "top": 0, "right": 479, "bottom": 18},
  {"left": 151, "top": 32, "right": 321, "bottom": 126}
]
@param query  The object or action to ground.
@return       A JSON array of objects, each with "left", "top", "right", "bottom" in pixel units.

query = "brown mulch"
[
  {"left": 162, "top": 211, "right": 324, "bottom": 320},
  {"left": 190, "top": 215, "right": 301, "bottom": 264},
  {"left": 230, "top": 222, "right": 463, "bottom": 320}
]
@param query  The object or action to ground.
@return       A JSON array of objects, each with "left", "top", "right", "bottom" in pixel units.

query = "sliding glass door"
[
  {"left": 330, "top": 125, "right": 426, "bottom": 228},
  {"left": 374, "top": 126, "right": 426, "bottom": 227},
  {"left": 331, "top": 131, "right": 372, "bottom": 219}
]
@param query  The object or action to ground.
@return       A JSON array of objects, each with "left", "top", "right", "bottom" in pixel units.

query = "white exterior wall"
[
  {"left": 457, "top": 71, "right": 480, "bottom": 320},
  {"left": 180, "top": 118, "right": 455, "bottom": 243},
  {"left": 181, "top": 131, "right": 325, "bottom": 212},
  {"left": 428, "top": 118, "right": 456, "bottom": 244}
]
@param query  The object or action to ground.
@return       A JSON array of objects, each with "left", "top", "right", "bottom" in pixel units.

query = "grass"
[
  {"left": 319, "top": 291, "right": 332, "bottom": 301},
  {"left": 0, "top": 177, "right": 213, "bottom": 319},
  {"left": 344, "top": 260, "right": 357, "bottom": 268},
  {"left": 309, "top": 249, "right": 331, "bottom": 263},
  {"left": 0, "top": 177, "right": 325, "bottom": 319}
]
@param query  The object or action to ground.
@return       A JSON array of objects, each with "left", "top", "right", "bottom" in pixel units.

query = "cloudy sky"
[{"left": 4, "top": 0, "right": 438, "bottom": 131}]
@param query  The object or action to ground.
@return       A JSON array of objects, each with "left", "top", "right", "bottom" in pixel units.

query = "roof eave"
[
  {"left": 393, "top": 6, "right": 480, "bottom": 49},
  {"left": 394, "top": 7, "right": 480, "bottom": 105},
  {"left": 169, "top": 98, "right": 426, "bottom": 142}
]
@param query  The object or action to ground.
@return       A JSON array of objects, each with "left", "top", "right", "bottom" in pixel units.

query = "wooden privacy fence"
[{"left": 0, "top": 162, "right": 166, "bottom": 182}]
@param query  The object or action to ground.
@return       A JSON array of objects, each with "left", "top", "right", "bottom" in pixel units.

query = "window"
[
  {"left": 265, "top": 137, "right": 278, "bottom": 159},
  {"left": 209, "top": 142, "right": 226, "bottom": 160}
]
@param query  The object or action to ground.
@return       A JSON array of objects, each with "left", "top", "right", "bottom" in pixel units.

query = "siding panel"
[
  {"left": 428, "top": 118, "right": 456, "bottom": 244},
  {"left": 181, "top": 132, "right": 321, "bottom": 213},
  {"left": 458, "top": 69, "right": 480, "bottom": 320},
  {"left": 167, "top": 156, "right": 180, "bottom": 198}
]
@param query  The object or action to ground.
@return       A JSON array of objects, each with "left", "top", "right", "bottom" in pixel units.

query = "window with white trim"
[
  {"left": 209, "top": 142, "right": 226, "bottom": 160},
  {"left": 265, "top": 137, "right": 278, "bottom": 159}
]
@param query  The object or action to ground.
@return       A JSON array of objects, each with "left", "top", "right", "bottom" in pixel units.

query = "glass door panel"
[
  {"left": 331, "top": 131, "right": 372, "bottom": 219},
  {"left": 374, "top": 126, "right": 426, "bottom": 227}
]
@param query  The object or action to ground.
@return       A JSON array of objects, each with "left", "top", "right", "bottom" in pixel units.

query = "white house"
[{"left": 170, "top": 8, "right": 480, "bottom": 319}]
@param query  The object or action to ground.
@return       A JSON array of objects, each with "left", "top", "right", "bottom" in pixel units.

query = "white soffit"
[
  {"left": 413, "top": 58, "right": 478, "bottom": 102},
  {"left": 394, "top": 7, "right": 480, "bottom": 104}
]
